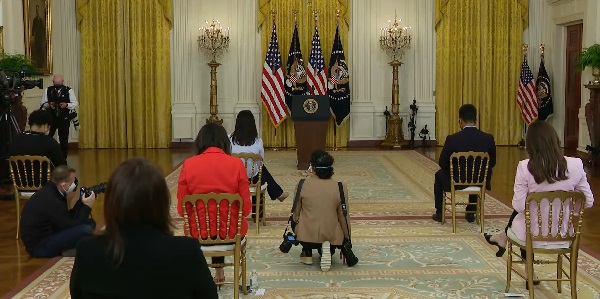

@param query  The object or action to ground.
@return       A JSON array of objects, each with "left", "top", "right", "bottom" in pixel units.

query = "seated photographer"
[
  {"left": 9, "top": 109, "right": 67, "bottom": 167},
  {"left": 291, "top": 150, "right": 358, "bottom": 271},
  {"left": 20, "top": 166, "right": 96, "bottom": 257},
  {"left": 70, "top": 158, "right": 217, "bottom": 299}
]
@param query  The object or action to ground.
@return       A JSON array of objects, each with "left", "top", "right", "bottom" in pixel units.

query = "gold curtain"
[
  {"left": 435, "top": 0, "right": 527, "bottom": 145},
  {"left": 77, "top": 0, "right": 172, "bottom": 148},
  {"left": 257, "top": 0, "right": 350, "bottom": 148}
]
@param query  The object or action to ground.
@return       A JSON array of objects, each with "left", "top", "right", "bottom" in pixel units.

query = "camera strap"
[
  {"left": 337, "top": 182, "right": 351, "bottom": 240},
  {"left": 290, "top": 178, "right": 305, "bottom": 216},
  {"left": 283, "top": 178, "right": 305, "bottom": 235}
]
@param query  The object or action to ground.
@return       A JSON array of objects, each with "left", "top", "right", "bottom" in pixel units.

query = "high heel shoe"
[
  {"left": 213, "top": 276, "right": 225, "bottom": 290},
  {"left": 484, "top": 233, "right": 506, "bottom": 257}
]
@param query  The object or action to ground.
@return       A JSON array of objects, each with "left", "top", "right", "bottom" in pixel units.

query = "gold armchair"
[
  {"left": 232, "top": 153, "right": 267, "bottom": 234},
  {"left": 182, "top": 193, "right": 247, "bottom": 299},
  {"left": 442, "top": 151, "right": 490, "bottom": 233},
  {"left": 505, "top": 191, "right": 587, "bottom": 298},
  {"left": 9, "top": 155, "right": 51, "bottom": 239}
]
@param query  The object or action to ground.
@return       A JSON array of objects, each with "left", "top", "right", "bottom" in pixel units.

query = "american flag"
[
  {"left": 261, "top": 23, "right": 287, "bottom": 126},
  {"left": 517, "top": 58, "right": 538, "bottom": 124},
  {"left": 307, "top": 26, "right": 327, "bottom": 95}
]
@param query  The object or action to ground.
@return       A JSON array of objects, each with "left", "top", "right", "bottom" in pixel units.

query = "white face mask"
[{"left": 64, "top": 181, "right": 76, "bottom": 193}]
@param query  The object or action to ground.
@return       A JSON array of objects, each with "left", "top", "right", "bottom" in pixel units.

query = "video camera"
[
  {"left": 80, "top": 182, "right": 107, "bottom": 197},
  {"left": 0, "top": 67, "right": 44, "bottom": 108}
]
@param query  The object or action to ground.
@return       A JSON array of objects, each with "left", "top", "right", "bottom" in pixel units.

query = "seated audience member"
[
  {"left": 230, "top": 110, "right": 289, "bottom": 202},
  {"left": 70, "top": 158, "right": 217, "bottom": 299},
  {"left": 484, "top": 121, "right": 594, "bottom": 286},
  {"left": 177, "top": 123, "right": 251, "bottom": 288},
  {"left": 20, "top": 166, "right": 95, "bottom": 257},
  {"left": 432, "top": 104, "right": 496, "bottom": 223},
  {"left": 292, "top": 150, "right": 358, "bottom": 271},
  {"left": 9, "top": 109, "right": 67, "bottom": 167}
]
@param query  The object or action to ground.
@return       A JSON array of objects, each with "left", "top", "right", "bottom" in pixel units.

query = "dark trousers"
[
  {"left": 434, "top": 169, "right": 478, "bottom": 214},
  {"left": 505, "top": 210, "right": 531, "bottom": 259},
  {"left": 49, "top": 116, "right": 70, "bottom": 158},
  {"left": 251, "top": 165, "right": 283, "bottom": 200},
  {"left": 28, "top": 223, "right": 94, "bottom": 258}
]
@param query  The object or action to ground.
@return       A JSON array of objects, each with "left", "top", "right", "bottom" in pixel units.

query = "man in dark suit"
[{"left": 432, "top": 104, "right": 496, "bottom": 223}]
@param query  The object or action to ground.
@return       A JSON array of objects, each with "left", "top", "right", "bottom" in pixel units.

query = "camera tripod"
[{"left": 0, "top": 106, "right": 21, "bottom": 185}]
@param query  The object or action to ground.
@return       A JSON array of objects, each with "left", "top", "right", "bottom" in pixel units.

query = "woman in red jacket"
[{"left": 177, "top": 123, "right": 251, "bottom": 287}]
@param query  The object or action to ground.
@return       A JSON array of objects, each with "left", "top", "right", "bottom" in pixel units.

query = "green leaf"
[
  {"left": 0, "top": 53, "right": 37, "bottom": 74},
  {"left": 577, "top": 44, "right": 600, "bottom": 71}
]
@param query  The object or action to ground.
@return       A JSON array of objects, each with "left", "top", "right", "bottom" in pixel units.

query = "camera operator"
[
  {"left": 20, "top": 166, "right": 96, "bottom": 257},
  {"left": 9, "top": 109, "right": 67, "bottom": 167},
  {"left": 41, "top": 74, "right": 78, "bottom": 158},
  {"left": 290, "top": 150, "right": 358, "bottom": 271}
]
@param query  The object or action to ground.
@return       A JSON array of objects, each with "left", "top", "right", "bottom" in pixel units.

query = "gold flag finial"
[
  {"left": 293, "top": 10, "right": 298, "bottom": 22},
  {"left": 540, "top": 43, "right": 545, "bottom": 62},
  {"left": 336, "top": 9, "right": 341, "bottom": 18},
  {"left": 522, "top": 43, "right": 529, "bottom": 58},
  {"left": 313, "top": 9, "right": 318, "bottom": 23},
  {"left": 270, "top": 9, "right": 276, "bottom": 23}
]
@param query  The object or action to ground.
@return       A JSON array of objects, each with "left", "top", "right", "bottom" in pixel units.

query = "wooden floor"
[{"left": 1, "top": 146, "right": 600, "bottom": 295}]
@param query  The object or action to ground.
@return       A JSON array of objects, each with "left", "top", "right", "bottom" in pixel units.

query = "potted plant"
[
  {"left": 0, "top": 53, "right": 36, "bottom": 73},
  {"left": 578, "top": 44, "right": 600, "bottom": 84}
]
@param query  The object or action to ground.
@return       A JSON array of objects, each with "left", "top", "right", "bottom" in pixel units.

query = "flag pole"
[
  {"left": 517, "top": 44, "right": 528, "bottom": 148},
  {"left": 332, "top": 9, "right": 341, "bottom": 151}
]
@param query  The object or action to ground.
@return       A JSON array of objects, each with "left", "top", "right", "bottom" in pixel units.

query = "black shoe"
[
  {"left": 432, "top": 213, "right": 443, "bottom": 222},
  {"left": 525, "top": 279, "right": 541, "bottom": 290},
  {"left": 465, "top": 213, "right": 475, "bottom": 223},
  {"left": 62, "top": 248, "right": 77, "bottom": 257},
  {"left": 483, "top": 233, "right": 506, "bottom": 257}
]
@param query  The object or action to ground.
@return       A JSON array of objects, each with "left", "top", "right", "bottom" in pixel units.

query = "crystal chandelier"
[
  {"left": 198, "top": 20, "right": 230, "bottom": 62},
  {"left": 379, "top": 15, "right": 412, "bottom": 61}
]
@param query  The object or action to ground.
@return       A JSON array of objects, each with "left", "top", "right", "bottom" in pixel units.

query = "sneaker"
[
  {"left": 320, "top": 241, "right": 331, "bottom": 272},
  {"left": 300, "top": 251, "right": 313, "bottom": 265},
  {"left": 277, "top": 192, "right": 289, "bottom": 202}
]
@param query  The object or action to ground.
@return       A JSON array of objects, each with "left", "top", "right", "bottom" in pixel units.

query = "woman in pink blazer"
[{"left": 484, "top": 121, "right": 594, "bottom": 285}]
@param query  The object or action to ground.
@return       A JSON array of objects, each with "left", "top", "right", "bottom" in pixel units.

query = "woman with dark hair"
[
  {"left": 291, "top": 150, "right": 358, "bottom": 272},
  {"left": 483, "top": 121, "right": 594, "bottom": 286},
  {"left": 70, "top": 158, "right": 217, "bottom": 299},
  {"left": 230, "top": 110, "right": 288, "bottom": 201},
  {"left": 177, "top": 123, "right": 251, "bottom": 287}
]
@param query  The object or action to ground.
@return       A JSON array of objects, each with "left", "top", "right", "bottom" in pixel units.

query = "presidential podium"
[{"left": 292, "top": 95, "right": 329, "bottom": 170}]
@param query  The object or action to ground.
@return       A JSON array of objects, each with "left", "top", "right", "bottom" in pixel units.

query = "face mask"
[{"left": 63, "top": 181, "right": 76, "bottom": 193}]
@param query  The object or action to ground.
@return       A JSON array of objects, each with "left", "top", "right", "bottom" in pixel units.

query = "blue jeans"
[{"left": 28, "top": 222, "right": 95, "bottom": 258}]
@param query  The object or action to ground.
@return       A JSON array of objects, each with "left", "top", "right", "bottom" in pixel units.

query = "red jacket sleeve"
[
  {"left": 177, "top": 164, "right": 189, "bottom": 217},
  {"left": 237, "top": 162, "right": 251, "bottom": 217}
]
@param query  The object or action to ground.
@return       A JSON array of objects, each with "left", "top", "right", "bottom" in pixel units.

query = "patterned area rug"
[{"left": 8, "top": 151, "right": 600, "bottom": 298}]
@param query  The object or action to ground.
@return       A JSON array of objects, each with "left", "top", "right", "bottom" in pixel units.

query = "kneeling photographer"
[
  {"left": 281, "top": 150, "right": 358, "bottom": 272},
  {"left": 20, "top": 166, "right": 105, "bottom": 258}
]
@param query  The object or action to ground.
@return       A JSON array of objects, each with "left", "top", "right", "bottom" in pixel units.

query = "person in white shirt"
[
  {"left": 230, "top": 110, "right": 289, "bottom": 203},
  {"left": 40, "top": 74, "right": 78, "bottom": 158}
]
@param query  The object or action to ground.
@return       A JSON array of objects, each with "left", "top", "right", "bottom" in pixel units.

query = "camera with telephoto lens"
[
  {"left": 340, "top": 239, "right": 359, "bottom": 267},
  {"left": 0, "top": 67, "right": 43, "bottom": 108},
  {"left": 279, "top": 231, "right": 299, "bottom": 253},
  {"left": 80, "top": 182, "right": 107, "bottom": 197}
]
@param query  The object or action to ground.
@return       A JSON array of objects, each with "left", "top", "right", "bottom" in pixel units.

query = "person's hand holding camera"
[{"left": 82, "top": 191, "right": 96, "bottom": 207}]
